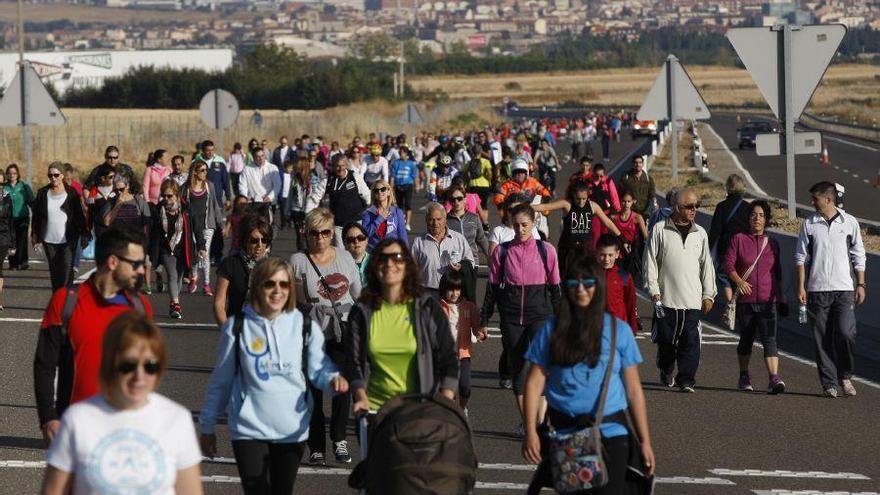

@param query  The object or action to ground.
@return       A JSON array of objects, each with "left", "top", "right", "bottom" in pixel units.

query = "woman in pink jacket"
[
  {"left": 143, "top": 149, "right": 172, "bottom": 293},
  {"left": 725, "top": 200, "right": 785, "bottom": 395}
]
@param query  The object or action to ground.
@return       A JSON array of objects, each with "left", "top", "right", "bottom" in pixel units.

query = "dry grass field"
[
  {"left": 0, "top": 2, "right": 255, "bottom": 24},
  {"left": 0, "top": 100, "right": 495, "bottom": 186},
  {"left": 410, "top": 64, "right": 880, "bottom": 124}
]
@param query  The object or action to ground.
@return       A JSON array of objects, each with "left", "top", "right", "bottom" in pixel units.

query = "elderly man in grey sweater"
[{"left": 644, "top": 188, "right": 717, "bottom": 393}]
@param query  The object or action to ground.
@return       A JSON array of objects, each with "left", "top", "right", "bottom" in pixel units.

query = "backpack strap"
[
  {"left": 232, "top": 312, "right": 245, "bottom": 377},
  {"left": 498, "top": 239, "right": 552, "bottom": 286},
  {"left": 60, "top": 284, "right": 81, "bottom": 339},
  {"left": 617, "top": 267, "right": 630, "bottom": 287},
  {"left": 535, "top": 240, "right": 550, "bottom": 281}
]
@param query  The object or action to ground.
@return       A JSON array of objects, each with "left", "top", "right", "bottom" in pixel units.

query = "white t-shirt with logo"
[
  {"left": 47, "top": 393, "right": 201, "bottom": 495},
  {"left": 44, "top": 190, "right": 68, "bottom": 244}
]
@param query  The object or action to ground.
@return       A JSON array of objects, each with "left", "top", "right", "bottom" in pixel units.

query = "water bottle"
[
  {"left": 450, "top": 249, "right": 461, "bottom": 265},
  {"left": 654, "top": 300, "right": 666, "bottom": 319},
  {"left": 798, "top": 304, "right": 808, "bottom": 324}
]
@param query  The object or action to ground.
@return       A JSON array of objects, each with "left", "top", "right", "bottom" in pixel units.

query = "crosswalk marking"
[{"left": 710, "top": 469, "right": 870, "bottom": 480}]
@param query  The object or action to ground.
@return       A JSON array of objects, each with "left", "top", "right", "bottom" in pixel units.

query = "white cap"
[{"left": 511, "top": 159, "right": 529, "bottom": 173}]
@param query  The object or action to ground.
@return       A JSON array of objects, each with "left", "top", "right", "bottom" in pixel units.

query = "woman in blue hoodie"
[{"left": 199, "top": 257, "right": 348, "bottom": 494}]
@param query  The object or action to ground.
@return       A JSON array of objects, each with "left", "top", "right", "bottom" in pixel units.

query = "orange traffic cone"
[{"left": 820, "top": 144, "right": 830, "bottom": 165}]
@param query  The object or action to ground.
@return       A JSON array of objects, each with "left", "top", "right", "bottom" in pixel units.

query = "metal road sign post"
[
  {"left": 0, "top": 61, "right": 66, "bottom": 187},
  {"left": 636, "top": 55, "right": 711, "bottom": 182},
  {"left": 727, "top": 24, "right": 846, "bottom": 219},
  {"left": 399, "top": 102, "right": 424, "bottom": 126},
  {"left": 199, "top": 89, "right": 239, "bottom": 155}
]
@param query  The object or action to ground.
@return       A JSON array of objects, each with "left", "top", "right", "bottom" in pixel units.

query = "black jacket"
[
  {"left": 709, "top": 193, "right": 750, "bottom": 261},
  {"left": 32, "top": 184, "right": 88, "bottom": 244},
  {"left": 0, "top": 192, "right": 15, "bottom": 249}
]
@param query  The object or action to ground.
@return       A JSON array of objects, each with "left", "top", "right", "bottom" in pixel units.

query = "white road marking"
[
  {"left": 702, "top": 124, "right": 768, "bottom": 196},
  {"left": 657, "top": 476, "right": 736, "bottom": 485},
  {"left": 834, "top": 165, "right": 840, "bottom": 170},
  {"left": 710, "top": 468, "right": 870, "bottom": 480},
  {"left": 864, "top": 179, "right": 871, "bottom": 184},
  {"left": 0, "top": 317, "right": 219, "bottom": 329},
  {"left": 635, "top": 294, "right": 880, "bottom": 391},
  {"left": 843, "top": 168, "right": 850, "bottom": 173},
  {"left": 853, "top": 174, "right": 859, "bottom": 179},
  {"left": 753, "top": 491, "right": 879, "bottom": 495},
  {"left": 825, "top": 135, "right": 880, "bottom": 152}
]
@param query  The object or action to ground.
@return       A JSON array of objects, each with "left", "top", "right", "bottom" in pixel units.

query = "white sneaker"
[
  {"left": 841, "top": 379, "right": 857, "bottom": 397},
  {"left": 405, "top": 223, "right": 411, "bottom": 232}
]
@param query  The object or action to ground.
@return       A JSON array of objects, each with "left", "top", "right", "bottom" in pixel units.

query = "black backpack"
[
  {"left": 349, "top": 394, "right": 478, "bottom": 495},
  {"left": 466, "top": 158, "right": 483, "bottom": 183}
]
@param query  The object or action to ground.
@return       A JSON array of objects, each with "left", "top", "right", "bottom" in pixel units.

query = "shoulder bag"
[
  {"left": 722, "top": 236, "right": 768, "bottom": 330},
  {"left": 546, "top": 318, "right": 617, "bottom": 494},
  {"left": 306, "top": 252, "right": 348, "bottom": 343}
]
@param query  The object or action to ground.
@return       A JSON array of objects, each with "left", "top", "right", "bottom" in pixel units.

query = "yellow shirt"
[{"left": 367, "top": 302, "right": 419, "bottom": 411}]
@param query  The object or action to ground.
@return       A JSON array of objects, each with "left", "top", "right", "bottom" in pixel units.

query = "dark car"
[{"left": 736, "top": 121, "right": 776, "bottom": 149}]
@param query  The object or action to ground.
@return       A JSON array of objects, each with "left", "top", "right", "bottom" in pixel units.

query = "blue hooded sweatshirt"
[{"left": 199, "top": 305, "right": 339, "bottom": 442}]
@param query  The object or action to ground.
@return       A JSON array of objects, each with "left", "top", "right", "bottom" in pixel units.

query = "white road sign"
[
  {"left": 637, "top": 57, "right": 710, "bottom": 121},
  {"left": 756, "top": 131, "right": 822, "bottom": 156},
  {"left": 199, "top": 89, "right": 239, "bottom": 130},
  {"left": 0, "top": 62, "right": 65, "bottom": 126},
  {"left": 726, "top": 24, "right": 846, "bottom": 121}
]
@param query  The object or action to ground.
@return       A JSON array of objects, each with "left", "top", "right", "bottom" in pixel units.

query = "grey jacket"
[
  {"left": 447, "top": 210, "right": 488, "bottom": 262},
  {"left": 344, "top": 295, "right": 459, "bottom": 397},
  {"left": 182, "top": 181, "right": 223, "bottom": 229}
]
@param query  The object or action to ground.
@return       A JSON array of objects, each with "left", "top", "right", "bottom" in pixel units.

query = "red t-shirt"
[
  {"left": 40, "top": 280, "right": 153, "bottom": 404},
  {"left": 604, "top": 267, "right": 638, "bottom": 335}
]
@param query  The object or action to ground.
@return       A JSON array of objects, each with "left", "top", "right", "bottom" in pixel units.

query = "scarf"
[{"left": 160, "top": 201, "right": 184, "bottom": 252}]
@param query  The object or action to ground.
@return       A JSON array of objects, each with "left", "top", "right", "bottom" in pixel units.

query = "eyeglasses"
[
  {"left": 345, "top": 234, "right": 367, "bottom": 244},
  {"left": 106, "top": 155, "right": 119, "bottom": 161},
  {"left": 376, "top": 187, "right": 389, "bottom": 193},
  {"left": 115, "top": 254, "right": 146, "bottom": 270},
  {"left": 564, "top": 277, "right": 597, "bottom": 290},
  {"left": 376, "top": 252, "right": 407, "bottom": 264},
  {"left": 680, "top": 203, "right": 700, "bottom": 211},
  {"left": 308, "top": 229, "right": 333, "bottom": 239},
  {"left": 249, "top": 237, "right": 268, "bottom": 245},
  {"left": 262, "top": 279, "right": 291, "bottom": 290},
  {"left": 117, "top": 359, "right": 161, "bottom": 375},
  {"left": 450, "top": 196, "right": 465, "bottom": 202},
  {"left": 47, "top": 173, "right": 61, "bottom": 179}
]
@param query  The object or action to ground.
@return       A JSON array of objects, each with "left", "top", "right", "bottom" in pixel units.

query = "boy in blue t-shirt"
[{"left": 390, "top": 146, "right": 419, "bottom": 231}]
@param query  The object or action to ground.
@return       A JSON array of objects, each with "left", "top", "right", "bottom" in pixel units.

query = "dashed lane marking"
[
  {"left": 843, "top": 168, "right": 850, "bottom": 173},
  {"left": 703, "top": 124, "right": 768, "bottom": 197},
  {"left": 834, "top": 165, "right": 841, "bottom": 170},
  {"left": 753, "top": 491, "right": 879, "bottom": 495},
  {"left": 853, "top": 174, "right": 860, "bottom": 179},
  {"left": 710, "top": 469, "right": 870, "bottom": 480},
  {"left": 657, "top": 476, "right": 736, "bottom": 485}
]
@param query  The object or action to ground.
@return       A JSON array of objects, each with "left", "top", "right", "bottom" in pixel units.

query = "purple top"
[{"left": 724, "top": 232, "right": 781, "bottom": 304}]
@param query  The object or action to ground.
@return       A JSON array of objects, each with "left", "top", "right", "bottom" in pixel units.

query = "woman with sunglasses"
[
  {"left": 5, "top": 163, "right": 34, "bottom": 270},
  {"left": 362, "top": 179, "right": 408, "bottom": 251},
  {"left": 522, "top": 257, "right": 655, "bottom": 494},
  {"left": 200, "top": 257, "right": 348, "bottom": 494},
  {"left": 342, "top": 222, "right": 370, "bottom": 287},
  {"left": 214, "top": 214, "right": 272, "bottom": 326},
  {"left": 42, "top": 312, "right": 203, "bottom": 495},
  {"left": 290, "top": 208, "right": 361, "bottom": 465},
  {"left": 345, "top": 238, "right": 459, "bottom": 416},
  {"left": 103, "top": 175, "right": 153, "bottom": 292},
  {"left": 182, "top": 160, "right": 222, "bottom": 296},
  {"left": 152, "top": 180, "right": 191, "bottom": 319},
  {"left": 32, "top": 162, "right": 88, "bottom": 292}
]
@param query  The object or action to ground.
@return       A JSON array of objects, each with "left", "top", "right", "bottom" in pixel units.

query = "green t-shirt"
[{"left": 367, "top": 302, "right": 419, "bottom": 411}]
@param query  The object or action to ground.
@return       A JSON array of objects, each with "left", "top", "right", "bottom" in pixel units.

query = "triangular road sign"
[
  {"left": 726, "top": 24, "right": 846, "bottom": 121},
  {"left": 637, "top": 56, "right": 711, "bottom": 122},
  {"left": 400, "top": 102, "right": 423, "bottom": 125},
  {"left": 0, "top": 62, "right": 65, "bottom": 126}
]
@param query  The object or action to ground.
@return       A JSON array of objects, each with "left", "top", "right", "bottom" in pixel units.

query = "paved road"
[
  {"left": 0, "top": 133, "right": 879, "bottom": 494},
  {"left": 707, "top": 113, "right": 880, "bottom": 222}
]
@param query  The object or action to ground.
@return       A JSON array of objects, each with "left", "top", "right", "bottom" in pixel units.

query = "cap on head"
[{"left": 511, "top": 159, "right": 529, "bottom": 173}]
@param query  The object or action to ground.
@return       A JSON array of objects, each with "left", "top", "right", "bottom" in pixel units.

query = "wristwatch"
[{"left": 856, "top": 283, "right": 867, "bottom": 289}]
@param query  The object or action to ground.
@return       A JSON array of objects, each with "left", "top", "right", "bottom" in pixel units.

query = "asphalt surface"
[
  {"left": 0, "top": 133, "right": 879, "bottom": 495},
  {"left": 706, "top": 113, "right": 880, "bottom": 222}
]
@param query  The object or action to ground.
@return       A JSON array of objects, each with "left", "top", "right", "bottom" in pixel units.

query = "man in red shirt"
[
  {"left": 34, "top": 227, "right": 153, "bottom": 443},
  {"left": 596, "top": 234, "right": 638, "bottom": 334}
]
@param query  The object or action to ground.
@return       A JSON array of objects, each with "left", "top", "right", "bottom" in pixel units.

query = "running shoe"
[
  {"left": 737, "top": 374, "right": 754, "bottom": 392},
  {"left": 308, "top": 452, "right": 326, "bottom": 466},
  {"left": 188, "top": 279, "right": 198, "bottom": 294},
  {"left": 203, "top": 284, "right": 214, "bottom": 297},
  {"left": 169, "top": 302, "right": 182, "bottom": 320},
  {"left": 499, "top": 379, "right": 513, "bottom": 390},
  {"left": 142, "top": 286, "right": 152, "bottom": 295},
  {"left": 823, "top": 387, "right": 839, "bottom": 398},
  {"left": 768, "top": 375, "right": 785, "bottom": 395},
  {"left": 841, "top": 379, "right": 857, "bottom": 397},
  {"left": 660, "top": 371, "right": 675, "bottom": 388},
  {"left": 679, "top": 384, "right": 696, "bottom": 393},
  {"left": 333, "top": 441, "right": 351, "bottom": 463}
]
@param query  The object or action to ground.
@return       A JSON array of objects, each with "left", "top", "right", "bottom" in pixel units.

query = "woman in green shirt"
[
  {"left": 5, "top": 164, "right": 34, "bottom": 270},
  {"left": 345, "top": 238, "right": 459, "bottom": 414}
]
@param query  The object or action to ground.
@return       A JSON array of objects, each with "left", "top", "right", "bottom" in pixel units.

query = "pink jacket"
[
  {"left": 142, "top": 164, "right": 171, "bottom": 205},
  {"left": 724, "top": 232, "right": 781, "bottom": 304}
]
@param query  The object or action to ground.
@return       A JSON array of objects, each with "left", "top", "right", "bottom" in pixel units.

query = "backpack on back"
[
  {"left": 466, "top": 158, "right": 483, "bottom": 183},
  {"left": 349, "top": 394, "right": 477, "bottom": 495}
]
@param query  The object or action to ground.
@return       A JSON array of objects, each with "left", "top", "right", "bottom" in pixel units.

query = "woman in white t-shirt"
[{"left": 41, "top": 312, "right": 203, "bottom": 495}]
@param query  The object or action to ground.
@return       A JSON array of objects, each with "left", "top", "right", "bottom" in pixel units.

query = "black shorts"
[{"left": 395, "top": 185, "right": 414, "bottom": 211}]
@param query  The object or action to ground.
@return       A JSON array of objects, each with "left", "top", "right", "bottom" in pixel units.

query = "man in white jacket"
[
  {"left": 239, "top": 149, "right": 281, "bottom": 225},
  {"left": 644, "top": 188, "right": 717, "bottom": 393}
]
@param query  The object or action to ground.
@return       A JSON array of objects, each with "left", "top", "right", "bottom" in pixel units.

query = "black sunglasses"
[
  {"left": 680, "top": 203, "right": 700, "bottom": 211},
  {"left": 47, "top": 173, "right": 61, "bottom": 179},
  {"left": 249, "top": 237, "right": 268, "bottom": 245},
  {"left": 345, "top": 234, "right": 367, "bottom": 244},
  {"left": 376, "top": 252, "right": 407, "bottom": 264},
  {"left": 117, "top": 359, "right": 161, "bottom": 375},
  {"left": 106, "top": 155, "right": 119, "bottom": 160},
  {"left": 308, "top": 229, "right": 332, "bottom": 239},
  {"left": 376, "top": 187, "right": 389, "bottom": 193},
  {"left": 450, "top": 196, "right": 465, "bottom": 202},
  {"left": 115, "top": 254, "right": 146, "bottom": 270},
  {"left": 262, "top": 280, "right": 291, "bottom": 290}
]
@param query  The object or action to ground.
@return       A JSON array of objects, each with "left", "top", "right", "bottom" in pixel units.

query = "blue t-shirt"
[
  {"left": 525, "top": 314, "right": 642, "bottom": 438},
  {"left": 391, "top": 159, "right": 418, "bottom": 186}
]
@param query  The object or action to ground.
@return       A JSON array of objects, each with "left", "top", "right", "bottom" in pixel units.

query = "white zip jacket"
[
  {"left": 644, "top": 218, "right": 717, "bottom": 310},
  {"left": 794, "top": 209, "right": 866, "bottom": 292},
  {"left": 240, "top": 162, "right": 282, "bottom": 203}
]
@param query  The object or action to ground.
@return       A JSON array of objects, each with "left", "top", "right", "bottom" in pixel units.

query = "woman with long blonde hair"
[{"left": 361, "top": 179, "right": 408, "bottom": 250}]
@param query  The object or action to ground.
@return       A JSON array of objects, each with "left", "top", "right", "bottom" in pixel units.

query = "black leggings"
[
  {"left": 527, "top": 435, "right": 630, "bottom": 495},
  {"left": 459, "top": 357, "right": 472, "bottom": 399},
  {"left": 232, "top": 440, "right": 305, "bottom": 495},
  {"left": 501, "top": 319, "right": 546, "bottom": 395},
  {"left": 9, "top": 216, "right": 29, "bottom": 267},
  {"left": 736, "top": 303, "right": 779, "bottom": 358}
]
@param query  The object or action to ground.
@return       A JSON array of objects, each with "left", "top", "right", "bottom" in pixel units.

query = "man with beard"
[{"left": 33, "top": 227, "right": 153, "bottom": 444}]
